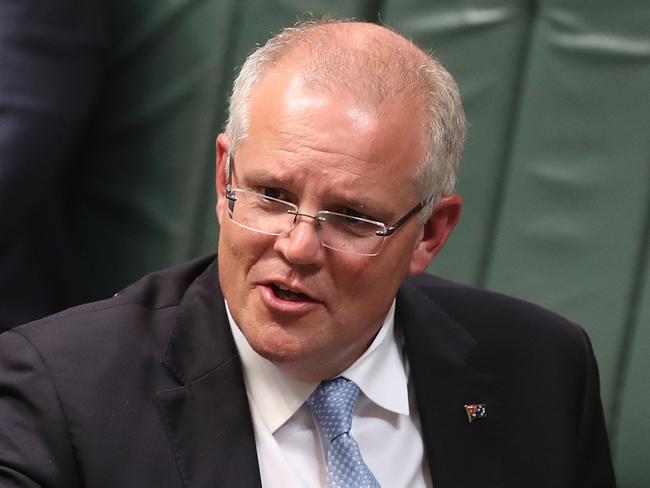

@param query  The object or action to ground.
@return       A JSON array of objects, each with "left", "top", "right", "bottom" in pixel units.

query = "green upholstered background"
[{"left": 72, "top": 1, "right": 648, "bottom": 485}]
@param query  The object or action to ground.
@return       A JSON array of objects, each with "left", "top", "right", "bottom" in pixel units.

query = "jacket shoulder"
[
  {"left": 3, "top": 255, "right": 217, "bottom": 364},
  {"left": 15, "top": 255, "right": 214, "bottom": 330},
  {"left": 404, "top": 272, "right": 587, "bottom": 352}
]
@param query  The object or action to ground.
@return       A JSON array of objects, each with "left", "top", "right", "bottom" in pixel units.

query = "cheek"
[
  {"left": 338, "top": 252, "right": 409, "bottom": 309},
  {"left": 220, "top": 222, "right": 270, "bottom": 263},
  {"left": 218, "top": 226, "right": 265, "bottom": 296},
  {"left": 327, "top": 259, "right": 387, "bottom": 316}
]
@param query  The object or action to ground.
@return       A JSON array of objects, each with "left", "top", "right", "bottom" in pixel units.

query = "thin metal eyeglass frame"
[
  {"left": 225, "top": 154, "right": 432, "bottom": 239},
  {"left": 226, "top": 188, "right": 390, "bottom": 256}
]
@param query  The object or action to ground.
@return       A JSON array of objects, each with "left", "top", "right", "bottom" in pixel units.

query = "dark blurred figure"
[
  {"left": 0, "top": 2, "right": 106, "bottom": 330},
  {"left": 0, "top": 0, "right": 225, "bottom": 331}
]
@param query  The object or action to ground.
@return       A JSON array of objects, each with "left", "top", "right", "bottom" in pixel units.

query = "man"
[{"left": 0, "top": 20, "right": 615, "bottom": 488}]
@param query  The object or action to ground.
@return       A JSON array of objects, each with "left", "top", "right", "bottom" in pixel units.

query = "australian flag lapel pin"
[{"left": 464, "top": 403, "right": 487, "bottom": 423}]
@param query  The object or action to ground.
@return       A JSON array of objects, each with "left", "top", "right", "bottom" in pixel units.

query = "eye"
[
  {"left": 261, "top": 187, "right": 290, "bottom": 201},
  {"left": 340, "top": 207, "right": 375, "bottom": 222},
  {"left": 325, "top": 208, "right": 383, "bottom": 237}
]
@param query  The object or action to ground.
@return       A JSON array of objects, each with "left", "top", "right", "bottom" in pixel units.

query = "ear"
[
  {"left": 408, "top": 195, "right": 462, "bottom": 276},
  {"left": 215, "top": 134, "right": 230, "bottom": 225}
]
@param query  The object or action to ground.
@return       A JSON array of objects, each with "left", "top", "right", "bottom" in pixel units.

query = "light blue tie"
[{"left": 306, "top": 377, "right": 381, "bottom": 488}]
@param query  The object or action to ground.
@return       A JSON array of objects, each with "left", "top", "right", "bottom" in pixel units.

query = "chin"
[
  {"left": 254, "top": 344, "right": 301, "bottom": 364},
  {"left": 246, "top": 328, "right": 306, "bottom": 364}
]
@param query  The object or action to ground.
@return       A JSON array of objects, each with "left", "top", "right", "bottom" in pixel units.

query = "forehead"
[{"left": 237, "top": 67, "right": 426, "bottom": 200}]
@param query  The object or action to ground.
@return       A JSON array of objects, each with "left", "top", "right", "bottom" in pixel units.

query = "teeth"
[{"left": 272, "top": 284, "right": 307, "bottom": 302}]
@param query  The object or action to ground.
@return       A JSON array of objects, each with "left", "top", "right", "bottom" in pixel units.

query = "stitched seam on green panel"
[
  {"left": 188, "top": 0, "right": 242, "bottom": 257},
  {"left": 608, "top": 155, "right": 650, "bottom": 451},
  {"left": 478, "top": 1, "right": 538, "bottom": 288}
]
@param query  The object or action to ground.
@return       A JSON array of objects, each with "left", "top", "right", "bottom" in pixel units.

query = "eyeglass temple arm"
[
  {"left": 376, "top": 197, "right": 432, "bottom": 237},
  {"left": 226, "top": 154, "right": 234, "bottom": 191},
  {"left": 225, "top": 155, "right": 238, "bottom": 213}
]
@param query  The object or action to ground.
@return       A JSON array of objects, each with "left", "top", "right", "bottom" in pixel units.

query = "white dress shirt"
[{"left": 226, "top": 300, "right": 432, "bottom": 487}]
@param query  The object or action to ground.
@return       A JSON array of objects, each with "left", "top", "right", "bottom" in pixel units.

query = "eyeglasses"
[{"left": 225, "top": 155, "right": 431, "bottom": 256}]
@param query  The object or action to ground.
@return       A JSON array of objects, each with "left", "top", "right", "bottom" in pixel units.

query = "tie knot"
[{"left": 306, "top": 377, "right": 360, "bottom": 442}]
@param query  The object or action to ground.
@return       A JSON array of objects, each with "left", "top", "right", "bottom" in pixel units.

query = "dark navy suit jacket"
[{"left": 0, "top": 255, "right": 616, "bottom": 487}]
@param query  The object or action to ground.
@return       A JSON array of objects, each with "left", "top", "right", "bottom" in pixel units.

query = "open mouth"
[{"left": 270, "top": 283, "right": 315, "bottom": 303}]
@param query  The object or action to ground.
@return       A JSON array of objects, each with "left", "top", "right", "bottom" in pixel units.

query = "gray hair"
[{"left": 225, "top": 19, "right": 465, "bottom": 221}]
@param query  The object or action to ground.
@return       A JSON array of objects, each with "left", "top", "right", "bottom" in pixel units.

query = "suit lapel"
[
  {"left": 157, "top": 260, "right": 262, "bottom": 488},
  {"left": 398, "top": 283, "right": 503, "bottom": 488}
]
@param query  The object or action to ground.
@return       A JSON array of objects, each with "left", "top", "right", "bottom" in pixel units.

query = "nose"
[{"left": 273, "top": 214, "right": 325, "bottom": 266}]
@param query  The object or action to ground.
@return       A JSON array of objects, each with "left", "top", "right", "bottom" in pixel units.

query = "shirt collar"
[{"left": 226, "top": 299, "right": 410, "bottom": 434}]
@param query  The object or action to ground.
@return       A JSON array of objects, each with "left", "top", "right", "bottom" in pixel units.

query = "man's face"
[{"left": 216, "top": 67, "right": 454, "bottom": 380}]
